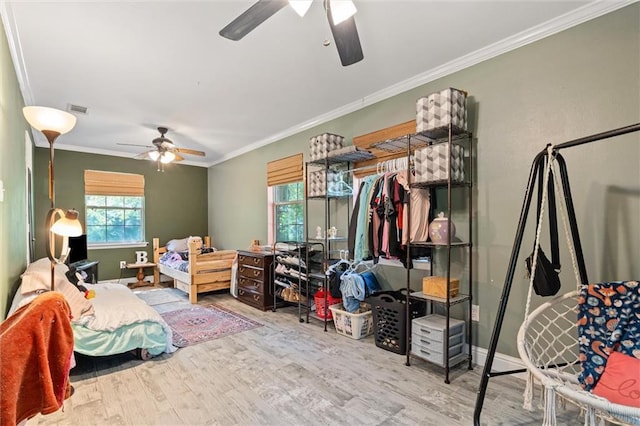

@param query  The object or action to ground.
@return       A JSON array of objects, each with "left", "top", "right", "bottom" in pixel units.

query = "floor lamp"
[{"left": 23, "top": 106, "right": 82, "bottom": 290}]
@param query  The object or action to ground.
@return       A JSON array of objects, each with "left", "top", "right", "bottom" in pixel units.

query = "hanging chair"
[{"left": 516, "top": 146, "right": 640, "bottom": 426}]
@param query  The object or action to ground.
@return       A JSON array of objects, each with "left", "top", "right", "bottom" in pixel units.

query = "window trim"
[
  {"left": 268, "top": 182, "right": 304, "bottom": 244},
  {"left": 85, "top": 194, "right": 146, "bottom": 247}
]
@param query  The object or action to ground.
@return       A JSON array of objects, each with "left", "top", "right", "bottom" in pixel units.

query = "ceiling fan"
[
  {"left": 219, "top": 0, "right": 363, "bottom": 67},
  {"left": 119, "top": 127, "right": 205, "bottom": 170}
]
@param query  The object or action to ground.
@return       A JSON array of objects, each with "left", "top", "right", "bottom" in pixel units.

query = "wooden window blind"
[
  {"left": 352, "top": 120, "right": 416, "bottom": 178},
  {"left": 267, "top": 153, "right": 303, "bottom": 186},
  {"left": 84, "top": 170, "right": 145, "bottom": 196}
]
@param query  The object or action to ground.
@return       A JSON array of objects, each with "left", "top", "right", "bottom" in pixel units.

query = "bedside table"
[{"left": 126, "top": 262, "right": 156, "bottom": 289}]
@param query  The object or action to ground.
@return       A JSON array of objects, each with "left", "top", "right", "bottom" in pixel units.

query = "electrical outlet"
[
  {"left": 472, "top": 304, "right": 480, "bottom": 322},
  {"left": 119, "top": 261, "right": 127, "bottom": 269}
]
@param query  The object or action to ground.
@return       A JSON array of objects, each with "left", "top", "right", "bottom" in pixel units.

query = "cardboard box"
[{"left": 422, "top": 276, "right": 460, "bottom": 298}]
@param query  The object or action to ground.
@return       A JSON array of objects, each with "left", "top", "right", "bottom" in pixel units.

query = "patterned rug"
[{"left": 160, "top": 304, "right": 263, "bottom": 348}]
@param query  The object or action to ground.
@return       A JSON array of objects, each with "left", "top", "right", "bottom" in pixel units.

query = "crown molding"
[
  {"left": 209, "top": 0, "right": 635, "bottom": 166},
  {"left": 4, "top": 0, "right": 634, "bottom": 167}
]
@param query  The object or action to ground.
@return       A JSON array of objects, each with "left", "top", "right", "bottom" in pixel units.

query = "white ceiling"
[{"left": 2, "top": 1, "right": 629, "bottom": 167}]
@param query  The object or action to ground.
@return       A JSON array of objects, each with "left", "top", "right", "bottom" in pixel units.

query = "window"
[
  {"left": 85, "top": 195, "right": 144, "bottom": 244},
  {"left": 84, "top": 170, "right": 145, "bottom": 247},
  {"left": 273, "top": 182, "right": 304, "bottom": 242}
]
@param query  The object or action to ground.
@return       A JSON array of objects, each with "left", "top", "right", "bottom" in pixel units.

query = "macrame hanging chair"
[{"left": 516, "top": 146, "right": 640, "bottom": 426}]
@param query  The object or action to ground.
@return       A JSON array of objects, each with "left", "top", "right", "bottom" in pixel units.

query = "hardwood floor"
[{"left": 28, "top": 289, "right": 582, "bottom": 426}]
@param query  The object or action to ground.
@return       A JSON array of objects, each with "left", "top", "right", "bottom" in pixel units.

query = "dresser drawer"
[
  {"left": 239, "top": 265, "right": 265, "bottom": 280},
  {"left": 238, "top": 276, "right": 265, "bottom": 293},
  {"left": 237, "top": 287, "right": 265, "bottom": 308},
  {"left": 412, "top": 314, "right": 465, "bottom": 343},
  {"left": 238, "top": 254, "right": 265, "bottom": 268}
]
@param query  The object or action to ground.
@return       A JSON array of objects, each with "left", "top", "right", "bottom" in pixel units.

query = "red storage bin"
[{"left": 314, "top": 289, "right": 341, "bottom": 319}]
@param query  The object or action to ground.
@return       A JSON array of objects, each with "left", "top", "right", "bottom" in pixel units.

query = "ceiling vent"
[{"left": 67, "top": 104, "right": 88, "bottom": 115}]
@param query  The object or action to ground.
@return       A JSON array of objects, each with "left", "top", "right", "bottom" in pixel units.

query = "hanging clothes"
[{"left": 396, "top": 171, "right": 430, "bottom": 243}]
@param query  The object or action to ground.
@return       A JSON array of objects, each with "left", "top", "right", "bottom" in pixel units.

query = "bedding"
[{"left": 11, "top": 260, "right": 176, "bottom": 358}]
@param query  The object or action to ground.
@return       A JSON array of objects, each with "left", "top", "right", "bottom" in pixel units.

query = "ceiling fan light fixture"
[
  {"left": 329, "top": 0, "right": 356, "bottom": 25},
  {"left": 289, "top": 0, "right": 312, "bottom": 17},
  {"left": 161, "top": 151, "right": 176, "bottom": 164},
  {"left": 148, "top": 151, "right": 160, "bottom": 161}
]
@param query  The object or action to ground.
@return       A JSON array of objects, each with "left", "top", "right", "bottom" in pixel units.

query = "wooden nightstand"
[{"left": 126, "top": 262, "right": 156, "bottom": 289}]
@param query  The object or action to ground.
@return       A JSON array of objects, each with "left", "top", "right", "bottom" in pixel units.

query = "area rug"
[
  {"left": 134, "top": 287, "right": 191, "bottom": 314},
  {"left": 161, "top": 304, "right": 263, "bottom": 348}
]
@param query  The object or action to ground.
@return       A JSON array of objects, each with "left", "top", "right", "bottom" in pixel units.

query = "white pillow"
[
  {"left": 20, "top": 258, "right": 94, "bottom": 321},
  {"left": 166, "top": 238, "right": 189, "bottom": 252}
]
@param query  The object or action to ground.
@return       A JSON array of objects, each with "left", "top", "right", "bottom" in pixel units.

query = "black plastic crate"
[{"left": 367, "top": 290, "right": 427, "bottom": 355}]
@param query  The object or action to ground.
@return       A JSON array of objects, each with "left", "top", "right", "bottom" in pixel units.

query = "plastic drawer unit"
[{"left": 411, "top": 314, "right": 466, "bottom": 367}]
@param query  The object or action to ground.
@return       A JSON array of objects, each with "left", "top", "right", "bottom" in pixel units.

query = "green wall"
[
  {"left": 0, "top": 18, "right": 30, "bottom": 319},
  {"left": 33, "top": 149, "right": 209, "bottom": 280},
  {"left": 208, "top": 5, "right": 640, "bottom": 358}
]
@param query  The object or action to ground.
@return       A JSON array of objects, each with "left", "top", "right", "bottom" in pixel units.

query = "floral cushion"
[{"left": 577, "top": 281, "right": 640, "bottom": 391}]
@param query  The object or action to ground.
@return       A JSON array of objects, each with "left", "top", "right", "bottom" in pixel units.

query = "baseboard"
[
  {"left": 98, "top": 274, "right": 155, "bottom": 286},
  {"left": 472, "top": 345, "right": 527, "bottom": 380}
]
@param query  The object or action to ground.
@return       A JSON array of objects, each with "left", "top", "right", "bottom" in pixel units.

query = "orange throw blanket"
[{"left": 1, "top": 291, "right": 74, "bottom": 425}]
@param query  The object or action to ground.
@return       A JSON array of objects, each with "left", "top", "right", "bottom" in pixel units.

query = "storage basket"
[
  {"left": 309, "top": 133, "right": 344, "bottom": 162},
  {"left": 414, "top": 142, "right": 465, "bottom": 183},
  {"left": 416, "top": 87, "right": 467, "bottom": 134},
  {"left": 314, "top": 289, "right": 341, "bottom": 320},
  {"left": 329, "top": 303, "right": 373, "bottom": 340},
  {"left": 368, "top": 290, "right": 427, "bottom": 355}
]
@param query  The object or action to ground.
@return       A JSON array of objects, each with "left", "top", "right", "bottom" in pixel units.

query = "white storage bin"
[
  {"left": 414, "top": 142, "right": 464, "bottom": 183},
  {"left": 416, "top": 88, "right": 467, "bottom": 133}
]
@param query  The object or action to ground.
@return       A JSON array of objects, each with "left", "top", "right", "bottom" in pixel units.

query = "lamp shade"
[
  {"left": 23, "top": 106, "right": 77, "bottom": 134},
  {"left": 148, "top": 151, "right": 160, "bottom": 161},
  {"left": 50, "top": 209, "right": 83, "bottom": 237}
]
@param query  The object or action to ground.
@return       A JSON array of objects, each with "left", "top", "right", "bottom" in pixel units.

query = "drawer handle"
[
  {"left": 253, "top": 295, "right": 260, "bottom": 302},
  {"left": 420, "top": 339, "right": 431, "bottom": 345},
  {"left": 239, "top": 255, "right": 246, "bottom": 262},
  {"left": 420, "top": 328, "right": 431, "bottom": 334},
  {"left": 253, "top": 270, "right": 260, "bottom": 277},
  {"left": 239, "top": 289, "right": 245, "bottom": 296},
  {"left": 253, "top": 281, "right": 260, "bottom": 288},
  {"left": 253, "top": 258, "right": 260, "bottom": 265}
]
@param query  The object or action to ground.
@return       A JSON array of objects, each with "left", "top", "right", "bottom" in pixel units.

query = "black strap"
[{"left": 534, "top": 153, "right": 561, "bottom": 271}]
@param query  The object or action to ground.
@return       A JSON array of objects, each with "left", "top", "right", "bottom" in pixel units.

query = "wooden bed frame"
[{"left": 153, "top": 236, "right": 237, "bottom": 304}]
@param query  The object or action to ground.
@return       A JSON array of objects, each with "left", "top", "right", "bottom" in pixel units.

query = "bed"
[
  {"left": 9, "top": 258, "right": 176, "bottom": 359},
  {"left": 153, "top": 236, "right": 237, "bottom": 304}
]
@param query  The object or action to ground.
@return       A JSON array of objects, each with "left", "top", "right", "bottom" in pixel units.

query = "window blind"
[
  {"left": 84, "top": 170, "right": 145, "bottom": 196},
  {"left": 267, "top": 153, "right": 303, "bottom": 186},
  {"left": 352, "top": 120, "right": 416, "bottom": 178}
]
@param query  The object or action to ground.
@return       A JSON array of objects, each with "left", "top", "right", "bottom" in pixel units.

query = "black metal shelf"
[{"left": 371, "top": 126, "right": 471, "bottom": 153}]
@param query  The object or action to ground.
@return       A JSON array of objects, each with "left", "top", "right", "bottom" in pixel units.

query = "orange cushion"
[{"left": 592, "top": 351, "right": 640, "bottom": 408}]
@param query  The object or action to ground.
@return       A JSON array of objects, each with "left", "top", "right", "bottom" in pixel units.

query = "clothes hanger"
[{"left": 330, "top": 170, "right": 353, "bottom": 195}]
